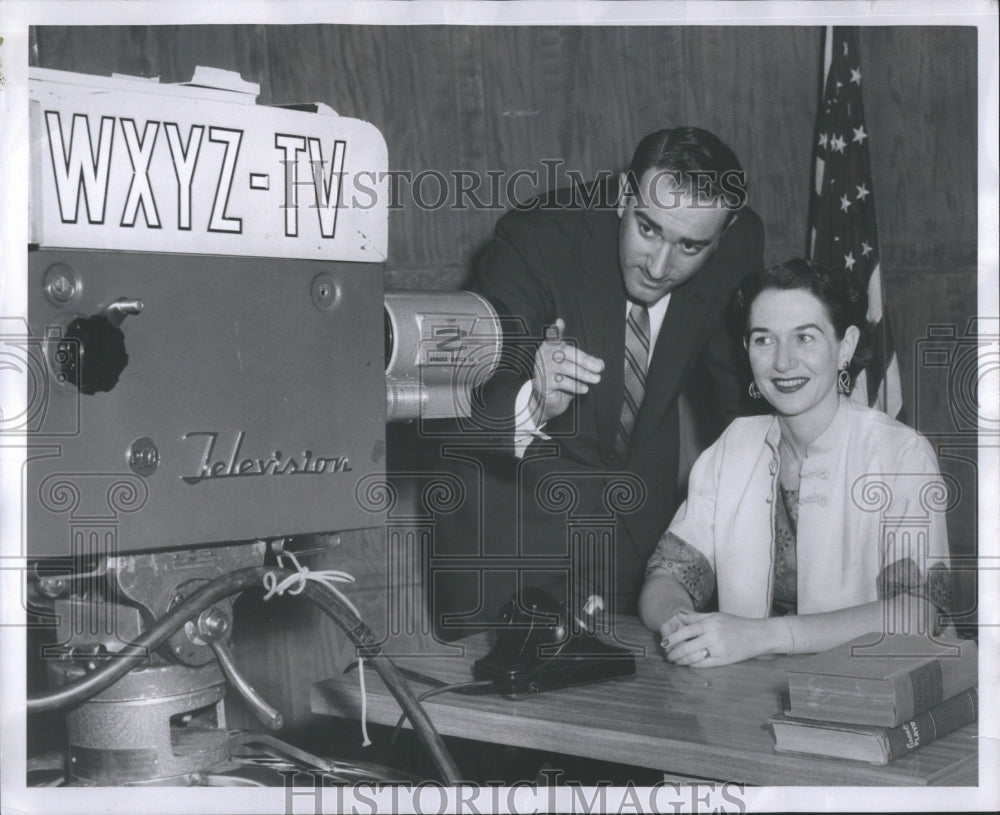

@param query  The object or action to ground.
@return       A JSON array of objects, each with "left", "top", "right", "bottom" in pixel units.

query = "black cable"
[
  {"left": 389, "top": 681, "right": 493, "bottom": 754},
  {"left": 27, "top": 566, "right": 273, "bottom": 713},
  {"left": 296, "top": 580, "right": 462, "bottom": 783},
  {"left": 26, "top": 566, "right": 462, "bottom": 784}
]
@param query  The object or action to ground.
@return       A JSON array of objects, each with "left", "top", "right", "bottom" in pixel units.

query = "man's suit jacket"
[{"left": 429, "top": 190, "right": 764, "bottom": 639}]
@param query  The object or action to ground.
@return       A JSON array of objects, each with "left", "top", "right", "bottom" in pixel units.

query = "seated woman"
[{"left": 639, "top": 258, "right": 952, "bottom": 666}]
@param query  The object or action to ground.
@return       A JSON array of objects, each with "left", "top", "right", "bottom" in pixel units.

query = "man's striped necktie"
[{"left": 615, "top": 303, "right": 650, "bottom": 456}]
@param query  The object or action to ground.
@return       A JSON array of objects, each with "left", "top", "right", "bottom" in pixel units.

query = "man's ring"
[{"left": 702, "top": 647, "right": 711, "bottom": 659}]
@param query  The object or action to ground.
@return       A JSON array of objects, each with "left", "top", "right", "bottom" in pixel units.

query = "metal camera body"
[{"left": 25, "top": 67, "right": 498, "bottom": 785}]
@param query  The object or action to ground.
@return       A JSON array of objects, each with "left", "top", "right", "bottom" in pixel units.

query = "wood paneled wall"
[{"left": 30, "top": 25, "right": 982, "bottom": 722}]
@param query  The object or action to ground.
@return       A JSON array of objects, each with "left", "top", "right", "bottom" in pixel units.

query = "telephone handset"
[{"left": 472, "top": 587, "right": 636, "bottom": 699}]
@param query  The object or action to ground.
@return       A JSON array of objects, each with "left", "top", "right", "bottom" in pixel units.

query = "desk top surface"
[{"left": 311, "top": 618, "right": 978, "bottom": 786}]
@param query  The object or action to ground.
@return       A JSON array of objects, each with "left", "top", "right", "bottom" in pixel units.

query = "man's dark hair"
[
  {"left": 734, "top": 258, "right": 874, "bottom": 386},
  {"left": 624, "top": 127, "right": 748, "bottom": 213}
]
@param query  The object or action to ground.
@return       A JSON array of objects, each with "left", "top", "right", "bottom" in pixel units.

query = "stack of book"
[{"left": 770, "top": 633, "right": 978, "bottom": 765}]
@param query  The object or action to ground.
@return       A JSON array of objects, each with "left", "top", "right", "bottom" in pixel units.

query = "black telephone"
[{"left": 472, "top": 587, "right": 636, "bottom": 698}]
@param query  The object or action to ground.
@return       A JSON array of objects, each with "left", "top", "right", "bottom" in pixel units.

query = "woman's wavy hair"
[{"left": 732, "top": 258, "right": 874, "bottom": 388}]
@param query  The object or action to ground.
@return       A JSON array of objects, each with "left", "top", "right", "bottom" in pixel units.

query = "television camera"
[{"left": 19, "top": 66, "right": 501, "bottom": 786}]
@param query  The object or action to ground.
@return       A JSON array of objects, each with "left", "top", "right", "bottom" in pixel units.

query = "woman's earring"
[
  {"left": 748, "top": 381, "right": 762, "bottom": 400},
  {"left": 837, "top": 367, "right": 851, "bottom": 394}
]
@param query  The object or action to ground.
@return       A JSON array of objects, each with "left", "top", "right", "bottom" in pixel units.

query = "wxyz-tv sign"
[{"left": 31, "top": 69, "right": 388, "bottom": 262}]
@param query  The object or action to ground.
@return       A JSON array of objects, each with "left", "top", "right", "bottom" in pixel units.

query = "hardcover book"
[
  {"left": 785, "top": 633, "right": 977, "bottom": 727},
  {"left": 770, "top": 687, "right": 978, "bottom": 765}
]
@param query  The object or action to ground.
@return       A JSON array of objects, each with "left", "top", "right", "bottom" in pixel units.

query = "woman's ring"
[{"left": 702, "top": 647, "right": 711, "bottom": 659}]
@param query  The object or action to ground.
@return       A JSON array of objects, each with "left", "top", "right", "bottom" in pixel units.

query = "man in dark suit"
[{"left": 430, "top": 127, "right": 764, "bottom": 639}]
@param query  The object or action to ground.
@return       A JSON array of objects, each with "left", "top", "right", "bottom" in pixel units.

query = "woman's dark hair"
[{"left": 733, "top": 258, "right": 874, "bottom": 386}]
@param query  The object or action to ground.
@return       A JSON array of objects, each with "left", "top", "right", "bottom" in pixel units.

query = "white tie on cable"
[
  {"left": 261, "top": 549, "right": 361, "bottom": 618},
  {"left": 261, "top": 549, "right": 371, "bottom": 745}
]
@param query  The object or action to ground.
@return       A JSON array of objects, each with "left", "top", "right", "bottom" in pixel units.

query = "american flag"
[{"left": 808, "top": 26, "right": 903, "bottom": 418}]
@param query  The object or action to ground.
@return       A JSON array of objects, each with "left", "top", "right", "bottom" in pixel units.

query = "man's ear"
[
  {"left": 719, "top": 210, "right": 739, "bottom": 239},
  {"left": 616, "top": 171, "right": 630, "bottom": 218}
]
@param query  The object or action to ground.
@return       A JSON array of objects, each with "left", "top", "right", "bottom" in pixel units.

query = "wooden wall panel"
[
  {"left": 861, "top": 26, "right": 978, "bottom": 264},
  {"left": 703, "top": 27, "right": 821, "bottom": 265}
]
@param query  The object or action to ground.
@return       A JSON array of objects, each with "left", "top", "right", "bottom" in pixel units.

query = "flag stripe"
[
  {"left": 867, "top": 262, "right": 884, "bottom": 322},
  {"left": 806, "top": 26, "right": 903, "bottom": 419}
]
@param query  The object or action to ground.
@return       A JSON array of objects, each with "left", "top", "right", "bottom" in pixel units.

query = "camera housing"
[{"left": 384, "top": 290, "right": 502, "bottom": 422}]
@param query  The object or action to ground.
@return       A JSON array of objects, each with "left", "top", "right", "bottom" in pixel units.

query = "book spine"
[
  {"left": 880, "top": 687, "right": 978, "bottom": 762},
  {"left": 889, "top": 641, "right": 977, "bottom": 722}
]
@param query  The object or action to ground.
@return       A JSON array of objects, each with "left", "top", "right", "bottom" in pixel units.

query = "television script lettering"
[{"left": 182, "top": 431, "right": 351, "bottom": 485}]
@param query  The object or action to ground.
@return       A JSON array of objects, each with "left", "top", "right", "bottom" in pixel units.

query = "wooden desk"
[{"left": 311, "top": 618, "right": 978, "bottom": 786}]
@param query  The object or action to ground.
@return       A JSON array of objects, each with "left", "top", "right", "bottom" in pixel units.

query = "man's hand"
[{"left": 529, "top": 318, "right": 604, "bottom": 426}]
